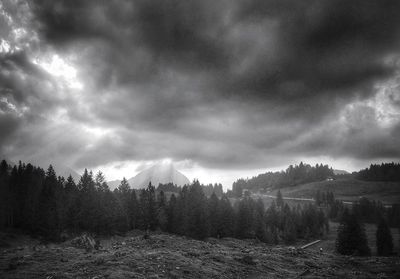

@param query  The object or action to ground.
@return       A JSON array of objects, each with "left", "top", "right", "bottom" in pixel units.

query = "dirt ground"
[{"left": 1, "top": 231, "right": 399, "bottom": 279}]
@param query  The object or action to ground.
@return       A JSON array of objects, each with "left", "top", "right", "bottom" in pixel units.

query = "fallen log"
[{"left": 300, "top": 240, "right": 321, "bottom": 250}]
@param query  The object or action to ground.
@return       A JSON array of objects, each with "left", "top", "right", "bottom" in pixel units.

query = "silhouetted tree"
[
  {"left": 376, "top": 218, "right": 393, "bottom": 256},
  {"left": 336, "top": 209, "right": 370, "bottom": 256},
  {"left": 216, "top": 195, "right": 235, "bottom": 238},
  {"left": 207, "top": 192, "right": 219, "bottom": 237},
  {"left": 38, "top": 165, "right": 60, "bottom": 240},
  {"left": 254, "top": 198, "right": 267, "bottom": 241},
  {"left": 157, "top": 190, "right": 168, "bottom": 231},
  {"left": 235, "top": 197, "right": 254, "bottom": 239},
  {"left": 186, "top": 180, "right": 208, "bottom": 239},
  {"left": 276, "top": 190, "right": 284, "bottom": 208}
]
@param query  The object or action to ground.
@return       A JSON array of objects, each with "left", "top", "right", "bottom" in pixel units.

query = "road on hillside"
[
  {"left": 256, "top": 194, "right": 394, "bottom": 208},
  {"left": 254, "top": 194, "right": 315, "bottom": 202}
]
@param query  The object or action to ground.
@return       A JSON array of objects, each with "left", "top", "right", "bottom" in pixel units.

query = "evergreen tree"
[
  {"left": 207, "top": 192, "right": 219, "bottom": 237},
  {"left": 38, "top": 165, "right": 60, "bottom": 240},
  {"left": 186, "top": 181, "right": 208, "bottom": 239},
  {"left": 235, "top": 197, "right": 254, "bottom": 239},
  {"left": 283, "top": 216, "right": 297, "bottom": 244},
  {"left": 376, "top": 218, "right": 393, "bottom": 256},
  {"left": 315, "top": 190, "right": 322, "bottom": 206},
  {"left": 167, "top": 193, "right": 178, "bottom": 233},
  {"left": 254, "top": 198, "right": 267, "bottom": 241},
  {"left": 139, "top": 182, "right": 158, "bottom": 230},
  {"left": 95, "top": 171, "right": 109, "bottom": 192},
  {"left": 0, "top": 160, "right": 9, "bottom": 229},
  {"left": 336, "top": 209, "right": 370, "bottom": 256},
  {"left": 117, "top": 177, "right": 130, "bottom": 194},
  {"left": 216, "top": 195, "right": 235, "bottom": 238},
  {"left": 77, "top": 169, "right": 97, "bottom": 231},
  {"left": 276, "top": 190, "right": 284, "bottom": 208},
  {"left": 64, "top": 175, "right": 79, "bottom": 231},
  {"left": 156, "top": 190, "right": 168, "bottom": 231}
]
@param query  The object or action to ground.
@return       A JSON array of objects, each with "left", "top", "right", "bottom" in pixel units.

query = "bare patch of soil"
[{"left": 1, "top": 231, "right": 399, "bottom": 278}]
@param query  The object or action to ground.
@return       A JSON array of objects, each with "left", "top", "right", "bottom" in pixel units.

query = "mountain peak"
[{"left": 113, "top": 163, "right": 190, "bottom": 189}]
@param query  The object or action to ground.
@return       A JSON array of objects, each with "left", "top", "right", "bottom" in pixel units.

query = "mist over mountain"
[{"left": 108, "top": 163, "right": 190, "bottom": 189}]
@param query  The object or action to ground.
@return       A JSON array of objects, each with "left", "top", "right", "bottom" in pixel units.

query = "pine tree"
[
  {"left": 186, "top": 181, "right": 208, "bottom": 239},
  {"left": 283, "top": 216, "right": 297, "bottom": 244},
  {"left": 139, "top": 182, "right": 158, "bottom": 230},
  {"left": 147, "top": 182, "right": 157, "bottom": 230},
  {"left": 315, "top": 190, "right": 322, "bottom": 206},
  {"left": 276, "top": 190, "right": 284, "bottom": 208},
  {"left": 167, "top": 194, "right": 178, "bottom": 233},
  {"left": 235, "top": 197, "right": 254, "bottom": 239},
  {"left": 38, "top": 165, "right": 60, "bottom": 240},
  {"left": 207, "top": 192, "right": 219, "bottom": 237},
  {"left": 127, "top": 190, "right": 139, "bottom": 230},
  {"left": 376, "top": 218, "right": 393, "bottom": 256},
  {"left": 77, "top": 169, "right": 97, "bottom": 231},
  {"left": 0, "top": 160, "right": 9, "bottom": 229},
  {"left": 95, "top": 171, "right": 109, "bottom": 192},
  {"left": 336, "top": 209, "right": 370, "bottom": 256},
  {"left": 216, "top": 195, "right": 235, "bottom": 238},
  {"left": 254, "top": 198, "right": 267, "bottom": 242},
  {"left": 156, "top": 190, "right": 168, "bottom": 231},
  {"left": 117, "top": 177, "right": 130, "bottom": 194},
  {"left": 64, "top": 175, "right": 79, "bottom": 232}
]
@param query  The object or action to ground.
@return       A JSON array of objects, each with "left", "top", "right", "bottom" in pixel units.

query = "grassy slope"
[
  {"left": 269, "top": 179, "right": 400, "bottom": 204},
  {"left": 1, "top": 231, "right": 400, "bottom": 279}
]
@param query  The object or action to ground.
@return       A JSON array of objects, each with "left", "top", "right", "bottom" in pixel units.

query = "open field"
[
  {"left": 267, "top": 179, "right": 400, "bottom": 205},
  {"left": 1, "top": 230, "right": 400, "bottom": 279}
]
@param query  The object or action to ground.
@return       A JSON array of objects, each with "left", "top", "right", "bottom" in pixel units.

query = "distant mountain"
[
  {"left": 109, "top": 163, "right": 190, "bottom": 190},
  {"left": 108, "top": 179, "right": 121, "bottom": 189},
  {"left": 53, "top": 164, "right": 81, "bottom": 183},
  {"left": 333, "top": 169, "right": 349, "bottom": 175}
]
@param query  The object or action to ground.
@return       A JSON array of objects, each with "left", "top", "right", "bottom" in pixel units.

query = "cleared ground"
[{"left": 1, "top": 230, "right": 399, "bottom": 279}]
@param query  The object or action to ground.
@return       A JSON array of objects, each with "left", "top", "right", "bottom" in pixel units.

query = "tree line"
[
  {"left": 0, "top": 160, "right": 328, "bottom": 244},
  {"left": 231, "top": 162, "right": 334, "bottom": 196},
  {"left": 356, "top": 162, "right": 400, "bottom": 181},
  {"left": 156, "top": 182, "right": 224, "bottom": 197}
]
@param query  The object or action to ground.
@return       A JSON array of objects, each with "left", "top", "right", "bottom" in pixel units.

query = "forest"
[
  {"left": 356, "top": 163, "right": 400, "bottom": 181},
  {"left": 0, "top": 160, "right": 327, "bottom": 244},
  {"left": 1, "top": 159, "right": 398, "bottom": 257}
]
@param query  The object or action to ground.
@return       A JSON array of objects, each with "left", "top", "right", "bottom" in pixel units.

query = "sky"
[{"left": 1, "top": 0, "right": 400, "bottom": 189}]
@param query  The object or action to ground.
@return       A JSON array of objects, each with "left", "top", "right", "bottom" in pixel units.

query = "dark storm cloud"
[
  {"left": 31, "top": 0, "right": 400, "bottom": 103},
  {"left": 1, "top": 0, "right": 400, "bottom": 170}
]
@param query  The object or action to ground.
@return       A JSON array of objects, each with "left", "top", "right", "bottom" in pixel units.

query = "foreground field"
[{"left": 1, "top": 231, "right": 399, "bottom": 279}]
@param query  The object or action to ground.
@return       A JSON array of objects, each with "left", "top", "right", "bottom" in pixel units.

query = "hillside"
[
  {"left": 1, "top": 231, "right": 399, "bottom": 279},
  {"left": 268, "top": 179, "right": 400, "bottom": 205}
]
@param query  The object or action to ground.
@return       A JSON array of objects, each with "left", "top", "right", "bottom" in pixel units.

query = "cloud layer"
[{"left": 1, "top": 0, "right": 400, "bottom": 178}]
